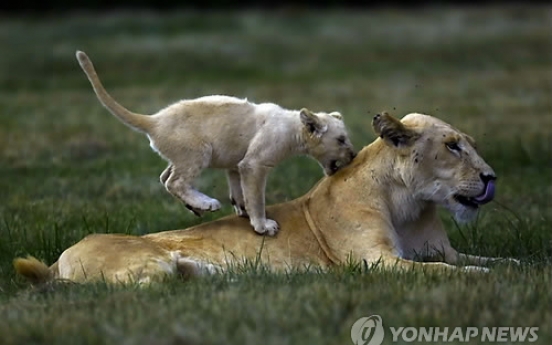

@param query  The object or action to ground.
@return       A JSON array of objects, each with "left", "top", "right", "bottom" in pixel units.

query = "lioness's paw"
[
  {"left": 253, "top": 219, "right": 279, "bottom": 236},
  {"left": 484, "top": 257, "right": 520, "bottom": 266},
  {"left": 498, "top": 257, "right": 521, "bottom": 265},
  {"left": 462, "top": 265, "right": 490, "bottom": 273}
]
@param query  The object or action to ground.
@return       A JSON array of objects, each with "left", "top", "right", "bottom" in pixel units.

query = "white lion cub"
[{"left": 76, "top": 51, "right": 356, "bottom": 236}]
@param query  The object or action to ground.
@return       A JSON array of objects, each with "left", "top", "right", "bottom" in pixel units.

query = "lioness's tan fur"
[
  {"left": 75, "top": 51, "right": 355, "bottom": 235},
  {"left": 15, "top": 112, "right": 518, "bottom": 284}
]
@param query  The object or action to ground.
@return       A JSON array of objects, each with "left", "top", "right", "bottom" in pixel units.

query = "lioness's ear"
[
  {"left": 300, "top": 108, "right": 328, "bottom": 136},
  {"left": 372, "top": 112, "right": 419, "bottom": 147},
  {"left": 464, "top": 134, "right": 477, "bottom": 150},
  {"left": 329, "top": 111, "right": 343, "bottom": 120}
]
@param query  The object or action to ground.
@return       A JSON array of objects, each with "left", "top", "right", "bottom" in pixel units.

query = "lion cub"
[{"left": 76, "top": 51, "right": 355, "bottom": 236}]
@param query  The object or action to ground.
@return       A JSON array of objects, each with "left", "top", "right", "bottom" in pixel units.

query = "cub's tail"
[
  {"left": 13, "top": 256, "right": 54, "bottom": 284},
  {"left": 76, "top": 50, "right": 153, "bottom": 133}
]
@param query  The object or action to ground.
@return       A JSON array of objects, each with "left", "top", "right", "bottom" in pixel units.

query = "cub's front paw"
[{"left": 252, "top": 219, "right": 279, "bottom": 236}]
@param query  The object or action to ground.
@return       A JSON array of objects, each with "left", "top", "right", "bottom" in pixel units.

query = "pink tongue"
[{"left": 474, "top": 180, "right": 495, "bottom": 203}]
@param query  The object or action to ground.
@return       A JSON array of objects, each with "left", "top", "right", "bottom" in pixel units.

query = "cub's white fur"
[{"left": 76, "top": 51, "right": 355, "bottom": 235}]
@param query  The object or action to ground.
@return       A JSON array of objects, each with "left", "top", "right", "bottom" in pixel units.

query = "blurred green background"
[{"left": 0, "top": 5, "right": 550, "bottom": 345}]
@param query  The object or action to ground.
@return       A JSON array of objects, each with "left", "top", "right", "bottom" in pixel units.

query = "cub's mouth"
[
  {"left": 325, "top": 160, "right": 342, "bottom": 175},
  {"left": 454, "top": 180, "right": 495, "bottom": 209},
  {"left": 326, "top": 152, "right": 356, "bottom": 175}
]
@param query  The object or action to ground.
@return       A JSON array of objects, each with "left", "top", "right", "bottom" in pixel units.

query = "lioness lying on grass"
[
  {"left": 14, "top": 112, "right": 518, "bottom": 285},
  {"left": 76, "top": 51, "right": 356, "bottom": 235}
]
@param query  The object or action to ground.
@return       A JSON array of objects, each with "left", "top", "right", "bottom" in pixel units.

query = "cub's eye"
[
  {"left": 337, "top": 136, "right": 346, "bottom": 145},
  {"left": 446, "top": 142, "right": 461, "bottom": 152}
]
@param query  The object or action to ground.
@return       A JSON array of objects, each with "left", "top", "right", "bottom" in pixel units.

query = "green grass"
[{"left": 0, "top": 5, "right": 551, "bottom": 345}]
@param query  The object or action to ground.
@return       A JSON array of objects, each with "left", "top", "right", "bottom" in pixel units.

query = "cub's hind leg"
[
  {"left": 226, "top": 169, "right": 247, "bottom": 217},
  {"left": 160, "top": 164, "right": 173, "bottom": 185},
  {"left": 161, "top": 142, "right": 221, "bottom": 216}
]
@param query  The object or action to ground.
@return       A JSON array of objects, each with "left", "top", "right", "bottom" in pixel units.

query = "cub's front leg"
[{"left": 237, "top": 159, "right": 278, "bottom": 236}]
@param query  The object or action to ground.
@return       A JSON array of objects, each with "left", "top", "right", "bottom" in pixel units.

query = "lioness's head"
[
  {"left": 372, "top": 112, "right": 496, "bottom": 222},
  {"left": 300, "top": 108, "right": 356, "bottom": 175}
]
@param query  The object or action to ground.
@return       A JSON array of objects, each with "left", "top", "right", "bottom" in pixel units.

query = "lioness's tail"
[
  {"left": 13, "top": 256, "right": 53, "bottom": 284},
  {"left": 75, "top": 50, "right": 153, "bottom": 133}
]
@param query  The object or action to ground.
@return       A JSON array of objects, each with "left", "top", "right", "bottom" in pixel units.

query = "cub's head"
[
  {"left": 300, "top": 108, "right": 356, "bottom": 175},
  {"left": 372, "top": 112, "right": 496, "bottom": 222}
]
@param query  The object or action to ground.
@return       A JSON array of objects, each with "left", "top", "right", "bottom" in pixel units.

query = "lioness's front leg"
[
  {"left": 395, "top": 206, "right": 508, "bottom": 270},
  {"left": 238, "top": 160, "right": 278, "bottom": 236},
  {"left": 412, "top": 238, "right": 520, "bottom": 267},
  {"left": 414, "top": 227, "right": 520, "bottom": 267},
  {"left": 380, "top": 256, "right": 490, "bottom": 273},
  {"left": 226, "top": 169, "right": 247, "bottom": 217},
  {"left": 444, "top": 249, "right": 520, "bottom": 267},
  {"left": 318, "top": 207, "right": 489, "bottom": 273}
]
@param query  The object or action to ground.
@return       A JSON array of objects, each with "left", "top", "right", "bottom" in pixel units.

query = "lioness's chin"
[
  {"left": 445, "top": 200, "right": 479, "bottom": 223},
  {"left": 454, "top": 208, "right": 478, "bottom": 223}
]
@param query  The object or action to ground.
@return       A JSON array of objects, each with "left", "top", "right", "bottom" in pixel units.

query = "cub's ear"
[
  {"left": 300, "top": 108, "right": 328, "bottom": 136},
  {"left": 329, "top": 111, "right": 343, "bottom": 120},
  {"left": 372, "top": 112, "right": 419, "bottom": 147}
]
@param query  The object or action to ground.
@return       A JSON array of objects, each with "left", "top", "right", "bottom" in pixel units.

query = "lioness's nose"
[{"left": 480, "top": 173, "right": 496, "bottom": 183}]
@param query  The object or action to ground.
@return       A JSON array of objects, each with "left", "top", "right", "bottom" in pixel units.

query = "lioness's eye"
[
  {"left": 446, "top": 142, "right": 461, "bottom": 152},
  {"left": 337, "top": 136, "right": 346, "bottom": 145}
]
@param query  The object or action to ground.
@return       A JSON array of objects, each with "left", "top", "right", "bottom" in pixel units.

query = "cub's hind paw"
[
  {"left": 230, "top": 198, "right": 248, "bottom": 218},
  {"left": 185, "top": 197, "right": 221, "bottom": 217},
  {"left": 184, "top": 204, "right": 203, "bottom": 217}
]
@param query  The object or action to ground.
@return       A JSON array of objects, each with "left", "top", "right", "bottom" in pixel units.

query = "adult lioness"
[{"left": 14, "top": 112, "right": 518, "bottom": 284}]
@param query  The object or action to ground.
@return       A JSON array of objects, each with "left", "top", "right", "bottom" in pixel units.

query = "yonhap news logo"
[
  {"left": 350, "top": 315, "right": 385, "bottom": 345},
  {"left": 351, "top": 315, "right": 539, "bottom": 344}
]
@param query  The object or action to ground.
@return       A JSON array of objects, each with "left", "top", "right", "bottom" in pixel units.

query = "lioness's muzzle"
[{"left": 473, "top": 180, "right": 495, "bottom": 204}]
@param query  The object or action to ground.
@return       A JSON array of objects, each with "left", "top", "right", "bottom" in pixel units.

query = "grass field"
[{"left": 0, "top": 5, "right": 551, "bottom": 345}]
